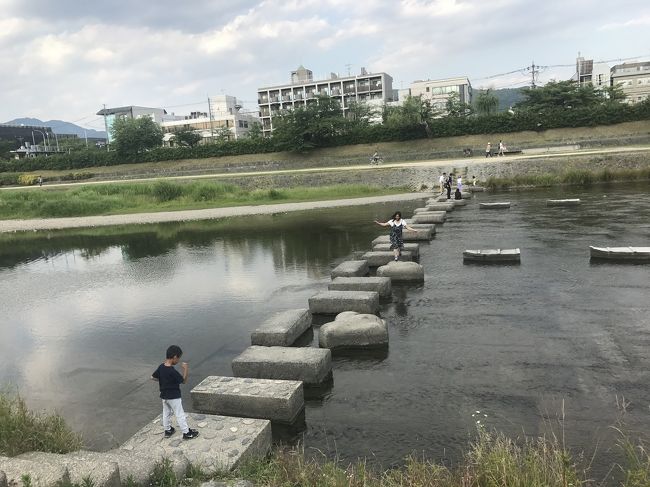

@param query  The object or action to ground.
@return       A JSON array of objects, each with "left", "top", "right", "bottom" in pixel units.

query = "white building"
[
  {"left": 574, "top": 57, "right": 610, "bottom": 90},
  {"left": 611, "top": 61, "right": 650, "bottom": 104},
  {"left": 160, "top": 95, "right": 259, "bottom": 144},
  {"left": 96, "top": 106, "right": 167, "bottom": 144},
  {"left": 407, "top": 77, "right": 472, "bottom": 113},
  {"left": 257, "top": 66, "right": 394, "bottom": 135}
]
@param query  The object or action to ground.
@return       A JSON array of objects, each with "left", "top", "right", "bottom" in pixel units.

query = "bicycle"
[{"left": 369, "top": 157, "right": 384, "bottom": 165}]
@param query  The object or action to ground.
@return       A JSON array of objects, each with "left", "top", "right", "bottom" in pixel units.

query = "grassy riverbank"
[
  {"left": 0, "top": 182, "right": 408, "bottom": 219},
  {"left": 484, "top": 166, "right": 650, "bottom": 190}
]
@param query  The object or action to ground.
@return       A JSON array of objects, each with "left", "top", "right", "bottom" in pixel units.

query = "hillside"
[{"left": 3, "top": 118, "right": 106, "bottom": 138}]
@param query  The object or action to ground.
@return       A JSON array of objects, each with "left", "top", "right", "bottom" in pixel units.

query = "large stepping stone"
[
  {"left": 0, "top": 457, "right": 69, "bottom": 487},
  {"left": 16, "top": 452, "right": 119, "bottom": 487},
  {"left": 251, "top": 308, "right": 311, "bottom": 347},
  {"left": 192, "top": 376, "right": 303, "bottom": 423},
  {"left": 411, "top": 211, "right": 446, "bottom": 224},
  {"left": 426, "top": 202, "right": 454, "bottom": 211},
  {"left": 232, "top": 346, "right": 332, "bottom": 385},
  {"left": 120, "top": 413, "right": 271, "bottom": 473},
  {"left": 331, "top": 260, "right": 369, "bottom": 278},
  {"left": 450, "top": 198, "right": 468, "bottom": 206},
  {"left": 480, "top": 202, "right": 511, "bottom": 209},
  {"left": 361, "top": 250, "right": 414, "bottom": 267},
  {"left": 372, "top": 242, "right": 419, "bottom": 259},
  {"left": 371, "top": 235, "right": 390, "bottom": 246},
  {"left": 463, "top": 248, "right": 521, "bottom": 263},
  {"left": 412, "top": 207, "right": 429, "bottom": 214},
  {"left": 329, "top": 276, "right": 391, "bottom": 298},
  {"left": 319, "top": 312, "right": 388, "bottom": 350},
  {"left": 308, "top": 290, "right": 379, "bottom": 315},
  {"left": 469, "top": 185, "right": 486, "bottom": 192},
  {"left": 376, "top": 261, "right": 424, "bottom": 283},
  {"left": 547, "top": 198, "right": 580, "bottom": 206}
]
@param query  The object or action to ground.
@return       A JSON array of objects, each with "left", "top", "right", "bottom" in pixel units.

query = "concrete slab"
[
  {"left": 371, "top": 235, "right": 390, "bottom": 245},
  {"left": 372, "top": 242, "right": 419, "bottom": 259},
  {"left": 192, "top": 376, "right": 303, "bottom": 423},
  {"left": 319, "top": 312, "right": 388, "bottom": 350},
  {"left": 361, "top": 250, "right": 414, "bottom": 267},
  {"left": 479, "top": 202, "right": 511, "bottom": 209},
  {"left": 426, "top": 202, "right": 454, "bottom": 211},
  {"left": 376, "top": 261, "right": 425, "bottom": 283},
  {"left": 403, "top": 226, "right": 434, "bottom": 241},
  {"left": 0, "top": 457, "right": 69, "bottom": 487},
  {"left": 412, "top": 212, "right": 446, "bottom": 224},
  {"left": 331, "top": 260, "right": 369, "bottom": 278},
  {"left": 232, "top": 346, "right": 332, "bottom": 385},
  {"left": 120, "top": 413, "right": 271, "bottom": 473},
  {"left": 308, "top": 290, "right": 379, "bottom": 315},
  {"left": 16, "top": 452, "right": 119, "bottom": 487},
  {"left": 463, "top": 248, "right": 521, "bottom": 263},
  {"left": 412, "top": 207, "right": 429, "bottom": 214},
  {"left": 469, "top": 186, "right": 486, "bottom": 192},
  {"left": 251, "top": 308, "right": 311, "bottom": 347},
  {"left": 329, "top": 276, "right": 392, "bottom": 298},
  {"left": 450, "top": 199, "right": 468, "bottom": 206},
  {"left": 547, "top": 198, "right": 581, "bottom": 206}
]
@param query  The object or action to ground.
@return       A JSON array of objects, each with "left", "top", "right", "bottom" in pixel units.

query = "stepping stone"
[
  {"left": 361, "top": 250, "right": 414, "bottom": 267},
  {"left": 371, "top": 235, "right": 390, "bottom": 245},
  {"left": 426, "top": 202, "right": 454, "bottom": 211},
  {"left": 479, "top": 202, "right": 511, "bottom": 209},
  {"left": 308, "top": 290, "right": 379, "bottom": 315},
  {"left": 232, "top": 346, "right": 332, "bottom": 385},
  {"left": 469, "top": 186, "right": 486, "bottom": 192},
  {"left": 0, "top": 457, "right": 69, "bottom": 487},
  {"left": 192, "top": 376, "right": 304, "bottom": 424},
  {"left": 120, "top": 413, "right": 271, "bottom": 472},
  {"left": 376, "top": 261, "right": 424, "bottom": 283},
  {"left": 372, "top": 242, "right": 419, "bottom": 258},
  {"left": 412, "top": 211, "right": 446, "bottom": 224},
  {"left": 251, "top": 308, "right": 311, "bottom": 347},
  {"left": 16, "top": 452, "right": 119, "bottom": 487},
  {"left": 463, "top": 248, "right": 521, "bottom": 263},
  {"left": 412, "top": 207, "right": 429, "bottom": 214},
  {"left": 319, "top": 312, "right": 388, "bottom": 350},
  {"left": 403, "top": 226, "right": 434, "bottom": 241},
  {"left": 436, "top": 195, "right": 449, "bottom": 202},
  {"left": 450, "top": 199, "right": 468, "bottom": 206},
  {"left": 329, "top": 276, "right": 392, "bottom": 298},
  {"left": 331, "top": 260, "right": 369, "bottom": 278},
  {"left": 547, "top": 198, "right": 580, "bottom": 206}
]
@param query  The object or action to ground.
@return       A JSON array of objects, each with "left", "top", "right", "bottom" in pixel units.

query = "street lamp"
[{"left": 32, "top": 130, "right": 47, "bottom": 152}]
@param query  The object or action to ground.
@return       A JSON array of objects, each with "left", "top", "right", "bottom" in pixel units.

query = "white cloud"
[{"left": 600, "top": 15, "right": 650, "bottom": 30}]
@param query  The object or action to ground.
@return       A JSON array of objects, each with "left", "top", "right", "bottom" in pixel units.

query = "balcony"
[
  {"left": 357, "top": 84, "right": 370, "bottom": 92},
  {"left": 282, "top": 95, "right": 292, "bottom": 102},
  {"left": 331, "top": 89, "right": 341, "bottom": 96},
  {"left": 306, "top": 92, "right": 315, "bottom": 99},
  {"left": 270, "top": 96, "right": 279, "bottom": 103},
  {"left": 294, "top": 93, "right": 304, "bottom": 100}
]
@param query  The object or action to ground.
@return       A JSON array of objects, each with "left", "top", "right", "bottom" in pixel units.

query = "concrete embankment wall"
[{"left": 213, "top": 151, "right": 650, "bottom": 191}]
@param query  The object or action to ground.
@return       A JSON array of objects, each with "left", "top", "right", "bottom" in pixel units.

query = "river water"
[{"left": 1, "top": 183, "right": 649, "bottom": 471}]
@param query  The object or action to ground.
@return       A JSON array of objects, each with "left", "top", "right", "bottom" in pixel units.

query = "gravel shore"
[{"left": 0, "top": 192, "right": 432, "bottom": 233}]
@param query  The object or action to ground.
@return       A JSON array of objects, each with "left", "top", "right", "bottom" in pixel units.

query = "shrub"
[
  {"left": 152, "top": 181, "right": 183, "bottom": 202},
  {"left": 17, "top": 174, "right": 39, "bottom": 186},
  {"left": 0, "top": 173, "right": 20, "bottom": 186}
]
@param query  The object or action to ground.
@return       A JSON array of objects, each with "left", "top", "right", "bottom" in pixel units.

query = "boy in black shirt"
[{"left": 151, "top": 345, "right": 199, "bottom": 440}]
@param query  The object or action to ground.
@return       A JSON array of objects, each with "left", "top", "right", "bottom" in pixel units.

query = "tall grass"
[
  {"left": 0, "top": 392, "right": 83, "bottom": 456},
  {"left": 0, "top": 181, "right": 406, "bottom": 219},
  {"left": 484, "top": 166, "right": 650, "bottom": 190}
]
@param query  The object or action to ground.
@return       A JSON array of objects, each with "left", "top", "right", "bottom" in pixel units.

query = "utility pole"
[
  {"left": 530, "top": 61, "right": 539, "bottom": 88},
  {"left": 345, "top": 63, "right": 352, "bottom": 76},
  {"left": 207, "top": 95, "right": 215, "bottom": 142},
  {"left": 102, "top": 103, "right": 110, "bottom": 151}
]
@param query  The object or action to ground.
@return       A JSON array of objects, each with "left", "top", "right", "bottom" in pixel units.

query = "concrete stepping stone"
[
  {"left": 120, "top": 413, "right": 271, "bottom": 473},
  {"left": 0, "top": 457, "right": 69, "bottom": 487},
  {"left": 547, "top": 198, "right": 580, "bottom": 206},
  {"left": 331, "top": 260, "right": 369, "bottom": 278},
  {"left": 371, "top": 235, "right": 390, "bottom": 245},
  {"left": 372, "top": 242, "right": 419, "bottom": 259},
  {"left": 412, "top": 212, "right": 446, "bottom": 224},
  {"left": 403, "top": 226, "right": 434, "bottom": 240},
  {"left": 412, "top": 207, "right": 429, "bottom": 213},
  {"left": 251, "top": 308, "right": 311, "bottom": 347},
  {"left": 376, "top": 261, "right": 424, "bottom": 283},
  {"left": 480, "top": 202, "right": 511, "bottom": 209},
  {"left": 16, "top": 452, "right": 119, "bottom": 487},
  {"left": 361, "top": 250, "right": 414, "bottom": 267},
  {"left": 308, "top": 290, "right": 379, "bottom": 315},
  {"left": 232, "top": 346, "right": 332, "bottom": 385},
  {"left": 192, "top": 376, "right": 304, "bottom": 424},
  {"left": 329, "top": 276, "right": 391, "bottom": 298},
  {"left": 319, "top": 312, "right": 388, "bottom": 350},
  {"left": 469, "top": 186, "right": 486, "bottom": 192},
  {"left": 426, "top": 202, "right": 454, "bottom": 211},
  {"left": 450, "top": 199, "right": 468, "bottom": 206}
]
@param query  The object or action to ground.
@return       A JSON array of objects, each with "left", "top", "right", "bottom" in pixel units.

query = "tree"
[
  {"left": 515, "top": 80, "right": 611, "bottom": 111},
  {"left": 384, "top": 95, "right": 437, "bottom": 127},
  {"left": 214, "top": 126, "right": 232, "bottom": 142},
  {"left": 445, "top": 92, "right": 474, "bottom": 117},
  {"left": 345, "top": 101, "right": 377, "bottom": 125},
  {"left": 172, "top": 129, "right": 202, "bottom": 148},
  {"left": 475, "top": 89, "right": 499, "bottom": 115},
  {"left": 246, "top": 122, "right": 263, "bottom": 140},
  {"left": 604, "top": 84, "right": 626, "bottom": 104},
  {"left": 111, "top": 116, "right": 163, "bottom": 156}
]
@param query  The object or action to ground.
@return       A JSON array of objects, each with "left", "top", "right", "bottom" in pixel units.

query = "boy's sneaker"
[
  {"left": 164, "top": 426, "right": 175, "bottom": 438},
  {"left": 183, "top": 428, "right": 199, "bottom": 440}
]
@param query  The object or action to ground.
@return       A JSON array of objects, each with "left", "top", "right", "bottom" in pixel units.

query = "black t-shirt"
[{"left": 152, "top": 363, "right": 184, "bottom": 399}]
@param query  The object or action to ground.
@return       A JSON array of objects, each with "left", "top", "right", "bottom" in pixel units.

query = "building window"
[{"left": 426, "top": 87, "right": 430, "bottom": 92}]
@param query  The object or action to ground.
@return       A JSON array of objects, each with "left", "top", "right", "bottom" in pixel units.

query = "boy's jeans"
[{"left": 162, "top": 398, "right": 189, "bottom": 434}]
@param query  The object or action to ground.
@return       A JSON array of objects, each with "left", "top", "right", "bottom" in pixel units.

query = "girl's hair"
[{"left": 392, "top": 211, "right": 402, "bottom": 220}]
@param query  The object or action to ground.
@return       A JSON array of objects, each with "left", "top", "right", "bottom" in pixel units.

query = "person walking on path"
[
  {"left": 498, "top": 140, "right": 506, "bottom": 156},
  {"left": 374, "top": 211, "right": 417, "bottom": 261},
  {"left": 471, "top": 175, "right": 477, "bottom": 186},
  {"left": 445, "top": 173, "right": 453, "bottom": 199},
  {"left": 37, "top": 176, "right": 43, "bottom": 187},
  {"left": 457, "top": 175, "right": 463, "bottom": 193},
  {"left": 439, "top": 172, "right": 447, "bottom": 193},
  {"left": 485, "top": 142, "right": 492, "bottom": 157},
  {"left": 151, "top": 345, "right": 199, "bottom": 440}
]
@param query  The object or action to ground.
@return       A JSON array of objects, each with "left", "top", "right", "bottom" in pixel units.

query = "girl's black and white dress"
[{"left": 388, "top": 219, "right": 407, "bottom": 250}]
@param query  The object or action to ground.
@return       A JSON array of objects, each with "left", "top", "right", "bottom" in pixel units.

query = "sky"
[{"left": 1, "top": 0, "right": 649, "bottom": 130}]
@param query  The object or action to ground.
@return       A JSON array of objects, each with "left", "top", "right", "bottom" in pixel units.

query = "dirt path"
[
  {"left": 3, "top": 145, "right": 649, "bottom": 191},
  {"left": 0, "top": 192, "right": 434, "bottom": 233}
]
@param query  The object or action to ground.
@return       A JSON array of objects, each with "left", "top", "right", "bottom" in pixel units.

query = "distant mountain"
[{"left": 3, "top": 118, "right": 106, "bottom": 139}]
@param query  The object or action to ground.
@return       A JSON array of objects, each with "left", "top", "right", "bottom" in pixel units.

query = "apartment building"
[
  {"left": 408, "top": 77, "right": 472, "bottom": 113},
  {"left": 257, "top": 66, "right": 394, "bottom": 135},
  {"left": 574, "top": 56, "right": 610, "bottom": 90},
  {"left": 160, "top": 95, "right": 259, "bottom": 143},
  {"left": 611, "top": 61, "right": 650, "bottom": 104}
]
